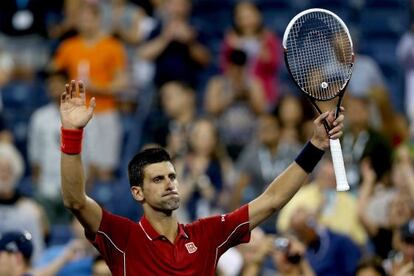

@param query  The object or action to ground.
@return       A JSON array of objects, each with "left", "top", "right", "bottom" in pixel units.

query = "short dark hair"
[
  {"left": 128, "top": 147, "right": 172, "bottom": 187},
  {"left": 355, "top": 257, "right": 387, "bottom": 276}
]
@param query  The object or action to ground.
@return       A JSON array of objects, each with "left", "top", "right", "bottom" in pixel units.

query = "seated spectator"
[
  {"left": 221, "top": 1, "right": 281, "bottom": 107},
  {"left": 289, "top": 207, "right": 361, "bottom": 276},
  {"left": 52, "top": 2, "right": 128, "bottom": 184},
  {"left": 138, "top": 0, "right": 210, "bottom": 88},
  {"left": 232, "top": 113, "right": 300, "bottom": 232},
  {"left": 205, "top": 49, "right": 266, "bottom": 159},
  {"left": 278, "top": 158, "right": 367, "bottom": 245},
  {"left": 28, "top": 70, "right": 71, "bottom": 224},
  {"left": 174, "top": 118, "right": 233, "bottom": 221},
  {"left": 0, "top": 230, "right": 34, "bottom": 276},
  {"left": 34, "top": 217, "right": 97, "bottom": 276},
  {"left": 0, "top": 142, "right": 48, "bottom": 262}
]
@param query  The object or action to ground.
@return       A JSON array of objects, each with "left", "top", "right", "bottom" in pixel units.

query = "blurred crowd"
[{"left": 0, "top": 0, "right": 414, "bottom": 275}]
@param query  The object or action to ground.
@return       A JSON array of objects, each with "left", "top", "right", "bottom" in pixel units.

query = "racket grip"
[{"left": 329, "top": 139, "right": 350, "bottom": 192}]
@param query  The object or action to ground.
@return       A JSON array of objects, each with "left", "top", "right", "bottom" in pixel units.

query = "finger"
[
  {"left": 88, "top": 97, "right": 96, "bottom": 116},
  {"left": 70, "top": 80, "right": 76, "bottom": 98},
  {"left": 314, "top": 111, "right": 329, "bottom": 125},
  {"left": 333, "top": 114, "right": 345, "bottom": 126},
  {"left": 65, "top": 83, "right": 70, "bottom": 94},
  {"left": 61, "top": 92, "right": 67, "bottom": 103},
  {"left": 329, "top": 131, "right": 343, "bottom": 140},
  {"left": 78, "top": 81, "right": 86, "bottom": 102},
  {"left": 329, "top": 123, "right": 343, "bottom": 135}
]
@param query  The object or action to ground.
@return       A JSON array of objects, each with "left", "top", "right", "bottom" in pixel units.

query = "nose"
[{"left": 166, "top": 178, "right": 174, "bottom": 190}]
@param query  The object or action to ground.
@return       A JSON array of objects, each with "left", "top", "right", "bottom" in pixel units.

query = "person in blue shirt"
[{"left": 289, "top": 207, "right": 362, "bottom": 276}]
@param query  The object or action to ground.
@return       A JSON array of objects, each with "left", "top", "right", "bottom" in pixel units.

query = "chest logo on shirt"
[{"left": 185, "top": 242, "right": 198, "bottom": 254}]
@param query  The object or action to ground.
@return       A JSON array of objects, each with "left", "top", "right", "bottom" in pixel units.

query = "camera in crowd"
[{"left": 274, "top": 237, "right": 303, "bottom": 264}]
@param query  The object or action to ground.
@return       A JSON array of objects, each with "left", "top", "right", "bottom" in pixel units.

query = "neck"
[
  {"left": 82, "top": 32, "right": 103, "bottom": 44},
  {"left": 144, "top": 207, "right": 178, "bottom": 242}
]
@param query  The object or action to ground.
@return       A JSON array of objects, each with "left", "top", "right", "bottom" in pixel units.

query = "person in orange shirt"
[{"left": 52, "top": 2, "right": 128, "bottom": 183}]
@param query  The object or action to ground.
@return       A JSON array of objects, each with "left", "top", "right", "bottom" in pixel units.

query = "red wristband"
[{"left": 61, "top": 127, "right": 83, "bottom": 155}]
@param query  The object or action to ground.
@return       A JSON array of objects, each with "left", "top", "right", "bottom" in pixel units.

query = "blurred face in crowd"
[
  {"left": 258, "top": 115, "right": 280, "bottom": 148},
  {"left": 47, "top": 74, "right": 67, "bottom": 103},
  {"left": 161, "top": 82, "right": 194, "bottom": 119},
  {"left": 401, "top": 240, "right": 414, "bottom": 262},
  {"left": 346, "top": 96, "right": 370, "bottom": 131},
  {"left": 278, "top": 96, "right": 303, "bottom": 127},
  {"left": 165, "top": 0, "right": 191, "bottom": 20},
  {"left": 234, "top": 2, "right": 262, "bottom": 35},
  {"left": 190, "top": 119, "right": 217, "bottom": 157},
  {"left": 78, "top": 5, "right": 101, "bottom": 37},
  {"left": 0, "top": 157, "right": 16, "bottom": 196},
  {"left": 289, "top": 208, "right": 317, "bottom": 245},
  {"left": 388, "top": 194, "right": 412, "bottom": 227}
]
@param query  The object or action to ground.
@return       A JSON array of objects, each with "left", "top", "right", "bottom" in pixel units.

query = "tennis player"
[{"left": 60, "top": 80, "right": 344, "bottom": 275}]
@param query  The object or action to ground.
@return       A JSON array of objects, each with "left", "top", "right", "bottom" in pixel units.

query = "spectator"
[
  {"left": 358, "top": 158, "right": 414, "bottom": 259},
  {"left": 274, "top": 94, "right": 312, "bottom": 145},
  {"left": 221, "top": 1, "right": 281, "bottom": 108},
  {"left": 142, "top": 81, "right": 197, "bottom": 158},
  {"left": 342, "top": 94, "right": 392, "bottom": 189},
  {"left": 232, "top": 113, "right": 300, "bottom": 232},
  {"left": 271, "top": 236, "right": 315, "bottom": 276},
  {"left": 384, "top": 220, "right": 414, "bottom": 275},
  {"left": 174, "top": 118, "right": 233, "bottom": 221},
  {"left": 0, "top": 230, "right": 34, "bottom": 276},
  {"left": 35, "top": 217, "right": 97, "bottom": 276},
  {"left": 355, "top": 257, "right": 387, "bottom": 276},
  {"left": 397, "top": 26, "right": 414, "bottom": 131},
  {"left": 138, "top": 0, "right": 210, "bottom": 88},
  {"left": 28, "top": 70, "right": 71, "bottom": 224},
  {"left": 0, "top": 142, "right": 48, "bottom": 262},
  {"left": 278, "top": 158, "right": 368, "bottom": 245},
  {"left": 289, "top": 207, "right": 361, "bottom": 276},
  {"left": 52, "top": 2, "right": 128, "bottom": 183},
  {"left": 205, "top": 48, "right": 266, "bottom": 159}
]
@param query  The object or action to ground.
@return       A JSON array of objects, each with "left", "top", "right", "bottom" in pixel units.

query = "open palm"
[{"left": 60, "top": 80, "right": 96, "bottom": 129}]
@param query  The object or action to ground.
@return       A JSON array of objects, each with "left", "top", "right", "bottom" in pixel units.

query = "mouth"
[{"left": 163, "top": 191, "right": 179, "bottom": 197}]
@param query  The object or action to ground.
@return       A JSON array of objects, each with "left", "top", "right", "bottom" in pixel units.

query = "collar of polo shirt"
[{"left": 139, "top": 216, "right": 189, "bottom": 241}]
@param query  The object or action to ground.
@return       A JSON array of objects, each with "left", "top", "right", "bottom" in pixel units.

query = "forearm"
[
  {"left": 33, "top": 254, "right": 70, "bottom": 276},
  {"left": 249, "top": 141, "right": 325, "bottom": 230},
  {"left": 61, "top": 153, "right": 87, "bottom": 209},
  {"left": 138, "top": 37, "right": 169, "bottom": 60}
]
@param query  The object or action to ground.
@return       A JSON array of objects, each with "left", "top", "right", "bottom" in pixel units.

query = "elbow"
[{"left": 62, "top": 197, "right": 87, "bottom": 211}]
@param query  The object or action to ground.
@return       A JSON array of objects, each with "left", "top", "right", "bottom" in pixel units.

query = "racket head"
[{"left": 283, "top": 8, "right": 354, "bottom": 101}]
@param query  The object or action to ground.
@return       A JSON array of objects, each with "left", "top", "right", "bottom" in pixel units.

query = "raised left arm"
[{"left": 248, "top": 110, "right": 344, "bottom": 230}]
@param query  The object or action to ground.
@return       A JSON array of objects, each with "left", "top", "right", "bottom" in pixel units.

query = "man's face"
[
  {"left": 140, "top": 162, "right": 180, "bottom": 212},
  {"left": 78, "top": 8, "right": 101, "bottom": 37}
]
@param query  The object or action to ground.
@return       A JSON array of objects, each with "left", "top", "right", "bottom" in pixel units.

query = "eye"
[
  {"left": 169, "top": 174, "right": 176, "bottom": 181},
  {"left": 153, "top": 176, "right": 163, "bottom": 183}
]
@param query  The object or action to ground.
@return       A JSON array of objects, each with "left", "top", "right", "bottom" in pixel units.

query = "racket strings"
[{"left": 286, "top": 11, "right": 352, "bottom": 100}]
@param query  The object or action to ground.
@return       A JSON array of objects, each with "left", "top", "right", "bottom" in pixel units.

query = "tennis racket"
[{"left": 283, "top": 8, "right": 353, "bottom": 191}]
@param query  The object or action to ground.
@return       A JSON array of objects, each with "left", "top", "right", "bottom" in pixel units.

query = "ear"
[{"left": 131, "top": 186, "right": 144, "bottom": 202}]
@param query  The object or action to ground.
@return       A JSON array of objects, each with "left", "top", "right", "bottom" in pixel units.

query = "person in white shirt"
[{"left": 28, "top": 70, "right": 71, "bottom": 223}]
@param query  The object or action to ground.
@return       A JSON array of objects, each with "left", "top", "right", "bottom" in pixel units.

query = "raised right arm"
[{"left": 60, "top": 80, "right": 102, "bottom": 234}]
